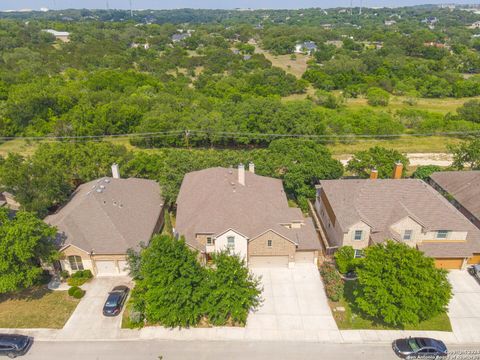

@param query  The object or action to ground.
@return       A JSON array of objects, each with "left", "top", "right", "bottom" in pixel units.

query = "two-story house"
[
  {"left": 315, "top": 178, "right": 480, "bottom": 269},
  {"left": 175, "top": 165, "right": 321, "bottom": 268}
]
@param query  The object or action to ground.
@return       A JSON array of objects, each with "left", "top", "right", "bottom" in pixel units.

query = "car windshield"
[
  {"left": 105, "top": 294, "right": 120, "bottom": 307},
  {"left": 408, "top": 338, "right": 421, "bottom": 352}
]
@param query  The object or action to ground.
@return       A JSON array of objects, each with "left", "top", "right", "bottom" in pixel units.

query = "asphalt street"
[{"left": 21, "top": 340, "right": 480, "bottom": 360}]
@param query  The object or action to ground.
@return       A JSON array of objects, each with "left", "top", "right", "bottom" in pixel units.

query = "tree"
[
  {"left": 355, "top": 241, "right": 452, "bottom": 326},
  {"left": 203, "top": 252, "right": 261, "bottom": 326},
  {"left": 412, "top": 165, "right": 443, "bottom": 180},
  {"left": 366, "top": 87, "right": 390, "bottom": 107},
  {"left": 131, "top": 235, "right": 207, "bottom": 327},
  {"left": 0, "top": 208, "right": 58, "bottom": 294},
  {"left": 346, "top": 146, "right": 409, "bottom": 179},
  {"left": 457, "top": 100, "right": 480, "bottom": 123},
  {"left": 334, "top": 246, "right": 360, "bottom": 274},
  {"left": 449, "top": 139, "right": 480, "bottom": 170}
]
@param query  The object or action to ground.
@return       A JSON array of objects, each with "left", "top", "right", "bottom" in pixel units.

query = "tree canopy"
[{"left": 346, "top": 146, "right": 409, "bottom": 179}]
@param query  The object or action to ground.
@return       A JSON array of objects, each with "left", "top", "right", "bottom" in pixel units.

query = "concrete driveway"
[
  {"left": 448, "top": 270, "right": 480, "bottom": 343},
  {"left": 247, "top": 263, "right": 339, "bottom": 341},
  {"left": 59, "top": 276, "right": 132, "bottom": 340}
]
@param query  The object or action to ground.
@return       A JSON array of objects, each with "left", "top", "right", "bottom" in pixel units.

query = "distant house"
[
  {"left": 469, "top": 21, "right": 480, "bottom": 29},
  {"left": 424, "top": 41, "right": 448, "bottom": 49},
  {"left": 326, "top": 40, "right": 343, "bottom": 48},
  {"left": 243, "top": 54, "right": 252, "bottom": 61},
  {"left": 42, "top": 29, "right": 70, "bottom": 42},
  {"left": 45, "top": 164, "right": 164, "bottom": 277},
  {"left": 384, "top": 20, "right": 396, "bottom": 26},
  {"left": 429, "top": 171, "right": 480, "bottom": 232},
  {"left": 130, "top": 42, "right": 150, "bottom": 50},
  {"left": 294, "top": 41, "right": 317, "bottom": 55},
  {"left": 171, "top": 33, "right": 191, "bottom": 43},
  {"left": 314, "top": 165, "right": 480, "bottom": 269},
  {"left": 175, "top": 165, "right": 321, "bottom": 268}
]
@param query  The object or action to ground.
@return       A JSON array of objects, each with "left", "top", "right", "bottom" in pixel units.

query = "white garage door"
[
  {"left": 296, "top": 251, "right": 315, "bottom": 263},
  {"left": 249, "top": 256, "right": 288, "bottom": 268},
  {"left": 95, "top": 261, "right": 118, "bottom": 276},
  {"left": 118, "top": 260, "right": 129, "bottom": 276}
]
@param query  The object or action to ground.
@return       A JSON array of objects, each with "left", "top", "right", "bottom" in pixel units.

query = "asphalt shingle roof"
[
  {"left": 175, "top": 167, "right": 320, "bottom": 252},
  {"left": 45, "top": 178, "right": 163, "bottom": 254}
]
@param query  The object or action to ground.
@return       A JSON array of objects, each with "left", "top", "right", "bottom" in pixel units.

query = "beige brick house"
[
  {"left": 315, "top": 178, "right": 480, "bottom": 269},
  {"left": 45, "top": 165, "right": 164, "bottom": 276},
  {"left": 175, "top": 165, "right": 321, "bottom": 268}
]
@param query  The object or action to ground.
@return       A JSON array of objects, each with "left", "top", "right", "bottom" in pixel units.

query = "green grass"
[
  {"left": 121, "top": 298, "right": 143, "bottom": 329},
  {"left": 329, "top": 281, "right": 452, "bottom": 331},
  {"left": 0, "top": 286, "right": 80, "bottom": 328}
]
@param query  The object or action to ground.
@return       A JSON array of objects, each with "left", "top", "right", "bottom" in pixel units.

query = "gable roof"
[
  {"left": 430, "top": 171, "right": 480, "bottom": 221},
  {"left": 319, "top": 178, "right": 480, "bottom": 257},
  {"left": 45, "top": 177, "right": 163, "bottom": 254},
  {"left": 175, "top": 167, "right": 320, "bottom": 252}
]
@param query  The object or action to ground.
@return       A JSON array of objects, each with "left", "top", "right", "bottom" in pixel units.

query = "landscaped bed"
[
  {"left": 329, "top": 281, "right": 452, "bottom": 332},
  {"left": 0, "top": 286, "right": 80, "bottom": 328}
]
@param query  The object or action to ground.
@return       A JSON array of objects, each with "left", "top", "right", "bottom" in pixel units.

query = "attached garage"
[
  {"left": 249, "top": 256, "right": 288, "bottom": 268},
  {"left": 118, "top": 260, "right": 130, "bottom": 276},
  {"left": 295, "top": 251, "right": 315, "bottom": 264},
  {"left": 95, "top": 260, "right": 118, "bottom": 276},
  {"left": 435, "top": 258, "right": 464, "bottom": 270},
  {"left": 468, "top": 254, "right": 480, "bottom": 265}
]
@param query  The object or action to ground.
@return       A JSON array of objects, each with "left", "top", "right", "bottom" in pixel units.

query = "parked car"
[
  {"left": 0, "top": 334, "right": 33, "bottom": 358},
  {"left": 468, "top": 264, "right": 480, "bottom": 281},
  {"left": 392, "top": 337, "right": 447, "bottom": 359},
  {"left": 102, "top": 285, "right": 129, "bottom": 317}
]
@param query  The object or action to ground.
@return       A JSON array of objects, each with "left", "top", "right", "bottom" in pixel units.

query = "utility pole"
[
  {"left": 106, "top": 0, "right": 109, "bottom": 10},
  {"left": 129, "top": 0, "right": 133, "bottom": 17},
  {"left": 350, "top": 0, "right": 353, "bottom": 16},
  {"left": 359, "top": 0, "right": 362, "bottom": 15}
]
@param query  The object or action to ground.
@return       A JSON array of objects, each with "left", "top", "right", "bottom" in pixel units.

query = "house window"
[
  {"left": 403, "top": 230, "right": 413, "bottom": 241},
  {"left": 354, "top": 249, "right": 365, "bottom": 258},
  {"left": 267, "top": 240, "right": 273, "bottom": 248},
  {"left": 437, "top": 230, "right": 449, "bottom": 239},
  {"left": 68, "top": 255, "right": 84, "bottom": 271},
  {"left": 227, "top": 236, "right": 235, "bottom": 251},
  {"left": 206, "top": 237, "right": 213, "bottom": 245},
  {"left": 354, "top": 230, "right": 363, "bottom": 241}
]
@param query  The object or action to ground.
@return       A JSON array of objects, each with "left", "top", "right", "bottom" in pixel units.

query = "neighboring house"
[
  {"left": 0, "top": 191, "right": 20, "bottom": 210},
  {"left": 384, "top": 20, "right": 396, "bottom": 26},
  {"left": 429, "top": 171, "right": 480, "bottom": 232},
  {"left": 294, "top": 41, "right": 317, "bottom": 55},
  {"left": 45, "top": 164, "right": 164, "bottom": 277},
  {"left": 130, "top": 42, "right": 150, "bottom": 50},
  {"left": 171, "top": 33, "right": 191, "bottom": 42},
  {"left": 175, "top": 165, "right": 321, "bottom": 268},
  {"left": 315, "top": 177, "right": 480, "bottom": 269},
  {"left": 42, "top": 29, "right": 70, "bottom": 42},
  {"left": 469, "top": 21, "right": 480, "bottom": 29}
]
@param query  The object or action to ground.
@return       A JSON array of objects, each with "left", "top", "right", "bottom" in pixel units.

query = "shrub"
[
  {"left": 367, "top": 87, "right": 390, "bottom": 106},
  {"left": 320, "top": 261, "right": 344, "bottom": 302},
  {"left": 67, "top": 270, "right": 93, "bottom": 286},
  {"left": 412, "top": 165, "right": 442, "bottom": 180},
  {"left": 60, "top": 270, "right": 70, "bottom": 280},
  {"left": 68, "top": 285, "right": 80, "bottom": 297},
  {"left": 72, "top": 288, "right": 85, "bottom": 299},
  {"left": 334, "top": 246, "right": 356, "bottom": 274}
]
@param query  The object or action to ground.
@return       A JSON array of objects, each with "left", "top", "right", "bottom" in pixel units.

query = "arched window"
[{"left": 68, "top": 255, "right": 84, "bottom": 271}]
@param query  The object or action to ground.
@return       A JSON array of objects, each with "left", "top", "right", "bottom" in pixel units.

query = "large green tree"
[
  {"left": 355, "top": 241, "right": 452, "bottom": 326},
  {"left": 0, "top": 209, "right": 58, "bottom": 294},
  {"left": 450, "top": 138, "right": 480, "bottom": 170},
  {"left": 346, "top": 146, "right": 409, "bottom": 179}
]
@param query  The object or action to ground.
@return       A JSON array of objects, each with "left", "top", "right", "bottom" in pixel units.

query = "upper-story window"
[
  {"left": 437, "top": 230, "right": 449, "bottom": 239},
  {"left": 68, "top": 255, "right": 84, "bottom": 271},
  {"left": 206, "top": 237, "right": 213, "bottom": 245},
  {"left": 267, "top": 239, "right": 273, "bottom": 248},
  {"left": 354, "top": 249, "right": 365, "bottom": 258},
  {"left": 354, "top": 230, "right": 363, "bottom": 241},
  {"left": 227, "top": 236, "right": 235, "bottom": 251},
  {"left": 403, "top": 230, "right": 413, "bottom": 241}
]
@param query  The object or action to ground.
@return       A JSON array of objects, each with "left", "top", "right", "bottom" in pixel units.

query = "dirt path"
[{"left": 336, "top": 153, "right": 453, "bottom": 167}]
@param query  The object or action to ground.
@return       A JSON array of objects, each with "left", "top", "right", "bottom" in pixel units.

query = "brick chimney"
[
  {"left": 370, "top": 169, "right": 378, "bottom": 180},
  {"left": 248, "top": 162, "right": 255, "bottom": 174},
  {"left": 238, "top": 163, "right": 245, "bottom": 186},
  {"left": 111, "top": 163, "right": 120, "bottom": 179},
  {"left": 392, "top": 162, "right": 403, "bottom": 179}
]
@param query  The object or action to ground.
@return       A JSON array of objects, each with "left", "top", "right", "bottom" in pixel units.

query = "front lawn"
[
  {"left": 329, "top": 280, "right": 452, "bottom": 331},
  {"left": 0, "top": 286, "right": 80, "bottom": 328}
]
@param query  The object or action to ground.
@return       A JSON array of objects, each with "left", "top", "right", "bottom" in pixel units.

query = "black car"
[
  {"left": 392, "top": 337, "right": 447, "bottom": 359},
  {"left": 102, "top": 285, "right": 129, "bottom": 317},
  {"left": 0, "top": 334, "right": 33, "bottom": 358},
  {"left": 468, "top": 264, "right": 480, "bottom": 281}
]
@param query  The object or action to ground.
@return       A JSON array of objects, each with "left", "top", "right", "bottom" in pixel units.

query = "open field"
[
  {"left": 0, "top": 286, "right": 79, "bottom": 328},
  {"left": 254, "top": 46, "right": 311, "bottom": 79}
]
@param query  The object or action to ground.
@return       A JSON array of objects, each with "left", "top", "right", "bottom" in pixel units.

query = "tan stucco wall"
[
  {"left": 315, "top": 193, "right": 344, "bottom": 247},
  {"left": 248, "top": 230, "right": 296, "bottom": 264},
  {"left": 59, "top": 245, "right": 94, "bottom": 274},
  {"left": 196, "top": 233, "right": 213, "bottom": 248},
  {"left": 343, "top": 221, "right": 371, "bottom": 250}
]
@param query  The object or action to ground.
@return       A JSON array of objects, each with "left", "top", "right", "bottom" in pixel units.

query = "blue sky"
[{"left": 1, "top": 0, "right": 478, "bottom": 10}]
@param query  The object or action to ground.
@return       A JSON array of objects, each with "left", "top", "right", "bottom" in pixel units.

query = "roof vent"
[
  {"left": 104, "top": 179, "right": 111, "bottom": 183},
  {"left": 119, "top": 203, "right": 124, "bottom": 208},
  {"left": 96, "top": 188, "right": 103, "bottom": 193},
  {"left": 113, "top": 201, "right": 117, "bottom": 206},
  {"left": 99, "top": 185, "right": 106, "bottom": 189}
]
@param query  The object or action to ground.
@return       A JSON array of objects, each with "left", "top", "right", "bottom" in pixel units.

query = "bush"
[
  {"left": 412, "top": 165, "right": 442, "bottom": 180},
  {"left": 60, "top": 270, "right": 70, "bottom": 280},
  {"left": 72, "top": 288, "right": 85, "bottom": 299},
  {"left": 68, "top": 286, "right": 80, "bottom": 296},
  {"left": 367, "top": 87, "right": 390, "bottom": 106},
  {"left": 67, "top": 270, "right": 93, "bottom": 286},
  {"left": 320, "top": 261, "right": 344, "bottom": 302},
  {"left": 334, "top": 246, "right": 356, "bottom": 274}
]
